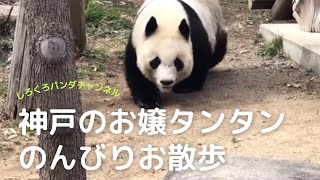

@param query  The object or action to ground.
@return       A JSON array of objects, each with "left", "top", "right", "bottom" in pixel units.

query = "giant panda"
[{"left": 124, "top": 0, "right": 228, "bottom": 109}]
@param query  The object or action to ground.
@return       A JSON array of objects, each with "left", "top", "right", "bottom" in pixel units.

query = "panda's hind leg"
[{"left": 208, "top": 27, "right": 228, "bottom": 69}]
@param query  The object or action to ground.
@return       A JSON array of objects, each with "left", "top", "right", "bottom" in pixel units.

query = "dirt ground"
[{"left": 0, "top": 0, "right": 320, "bottom": 180}]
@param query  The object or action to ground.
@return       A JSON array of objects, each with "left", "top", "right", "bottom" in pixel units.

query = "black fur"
[
  {"left": 145, "top": 16, "right": 158, "bottom": 37},
  {"left": 175, "top": 58, "right": 184, "bottom": 72},
  {"left": 208, "top": 27, "right": 228, "bottom": 69},
  {"left": 179, "top": 19, "right": 190, "bottom": 40},
  {"left": 150, "top": 57, "right": 161, "bottom": 69}
]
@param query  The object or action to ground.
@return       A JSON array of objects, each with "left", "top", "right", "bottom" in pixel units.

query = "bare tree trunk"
[
  {"left": 293, "top": 0, "right": 320, "bottom": 32},
  {"left": 7, "top": 0, "right": 86, "bottom": 179},
  {"left": 271, "top": 0, "right": 293, "bottom": 20},
  {"left": 70, "top": 0, "right": 86, "bottom": 54}
]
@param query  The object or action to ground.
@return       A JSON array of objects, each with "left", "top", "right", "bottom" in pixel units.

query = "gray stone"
[{"left": 164, "top": 156, "right": 320, "bottom": 180}]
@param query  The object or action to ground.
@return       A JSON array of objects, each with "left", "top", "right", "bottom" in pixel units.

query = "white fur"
[
  {"left": 131, "top": 0, "right": 223, "bottom": 92},
  {"left": 181, "top": 0, "right": 224, "bottom": 51},
  {"left": 134, "top": 0, "right": 224, "bottom": 52}
]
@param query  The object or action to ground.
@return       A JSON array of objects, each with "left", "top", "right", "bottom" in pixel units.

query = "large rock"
[{"left": 164, "top": 156, "right": 320, "bottom": 180}]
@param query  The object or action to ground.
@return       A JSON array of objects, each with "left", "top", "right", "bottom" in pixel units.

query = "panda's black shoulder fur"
[{"left": 124, "top": 0, "right": 227, "bottom": 108}]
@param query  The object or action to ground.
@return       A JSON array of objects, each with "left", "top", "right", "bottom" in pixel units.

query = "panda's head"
[{"left": 136, "top": 16, "right": 194, "bottom": 92}]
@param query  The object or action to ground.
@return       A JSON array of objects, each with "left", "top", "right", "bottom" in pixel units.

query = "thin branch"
[{"left": 0, "top": 6, "right": 14, "bottom": 35}]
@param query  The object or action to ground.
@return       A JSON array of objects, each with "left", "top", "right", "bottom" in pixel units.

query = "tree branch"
[{"left": 0, "top": 6, "right": 13, "bottom": 35}]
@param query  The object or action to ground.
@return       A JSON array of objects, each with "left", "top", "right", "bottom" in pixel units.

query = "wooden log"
[
  {"left": 248, "top": 0, "right": 276, "bottom": 9},
  {"left": 293, "top": 0, "right": 320, "bottom": 32},
  {"left": 271, "top": 0, "right": 293, "bottom": 20}
]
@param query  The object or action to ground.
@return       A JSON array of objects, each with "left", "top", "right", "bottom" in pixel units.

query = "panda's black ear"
[
  {"left": 145, "top": 16, "right": 158, "bottom": 37},
  {"left": 179, "top": 19, "right": 189, "bottom": 40}
]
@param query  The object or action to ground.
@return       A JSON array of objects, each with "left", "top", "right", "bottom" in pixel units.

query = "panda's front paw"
[{"left": 134, "top": 97, "right": 163, "bottom": 109}]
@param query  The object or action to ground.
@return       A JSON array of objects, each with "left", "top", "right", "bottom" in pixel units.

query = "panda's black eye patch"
[
  {"left": 174, "top": 58, "right": 184, "bottom": 71},
  {"left": 150, "top": 57, "right": 161, "bottom": 69}
]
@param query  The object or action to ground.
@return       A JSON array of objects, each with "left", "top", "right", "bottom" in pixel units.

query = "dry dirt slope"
[{"left": 1, "top": 0, "right": 320, "bottom": 180}]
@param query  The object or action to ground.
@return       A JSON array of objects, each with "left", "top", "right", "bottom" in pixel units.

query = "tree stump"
[{"left": 293, "top": 0, "right": 320, "bottom": 32}]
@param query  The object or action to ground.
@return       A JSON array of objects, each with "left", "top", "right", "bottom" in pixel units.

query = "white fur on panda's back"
[{"left": 133, "top": 0, "right": 223, "bottom": 52}]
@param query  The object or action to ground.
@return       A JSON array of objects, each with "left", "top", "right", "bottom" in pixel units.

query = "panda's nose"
[{"left": 160, "top": 80, "right": 174, "bottom": 86}]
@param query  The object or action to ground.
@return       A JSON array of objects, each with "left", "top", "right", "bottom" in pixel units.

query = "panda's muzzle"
[{"left": 160, "top": 80, "right": 174, "bottom": 86}]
